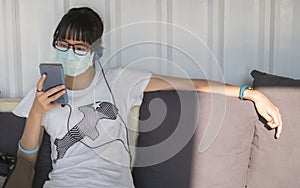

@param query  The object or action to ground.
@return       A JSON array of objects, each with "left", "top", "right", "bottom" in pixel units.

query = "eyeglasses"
[{"left": 53, "top": 40, "right": 90, "bottom": 56}]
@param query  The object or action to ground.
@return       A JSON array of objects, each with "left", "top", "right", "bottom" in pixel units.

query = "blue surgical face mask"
[{"left": 55, "top": 50, "right": 94, "bottom": 77}]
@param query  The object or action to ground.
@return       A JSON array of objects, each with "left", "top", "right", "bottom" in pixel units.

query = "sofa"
[{"left": 1, "top": 70, "right": 300, "bottom": 188}]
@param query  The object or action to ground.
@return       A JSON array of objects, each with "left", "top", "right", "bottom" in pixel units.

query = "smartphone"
[{"left": 39, "top": 63, "right": 68, "bottom": 104}]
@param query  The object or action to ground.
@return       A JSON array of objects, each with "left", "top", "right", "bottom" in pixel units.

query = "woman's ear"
[{"left": 93, "top": 46, "right": 104, "bottom": 61}]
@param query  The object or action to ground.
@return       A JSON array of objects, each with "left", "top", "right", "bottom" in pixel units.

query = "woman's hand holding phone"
[
  {"left": 31, "top": 74, "right": 66, "bottom": 116},
  {"left": 39, "top": 63, "right": 68, "bottom": 104}
]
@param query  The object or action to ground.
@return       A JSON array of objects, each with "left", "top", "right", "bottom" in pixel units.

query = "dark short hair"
[{"left": 52, "top": 7, "right": 104, "bottom": 46}]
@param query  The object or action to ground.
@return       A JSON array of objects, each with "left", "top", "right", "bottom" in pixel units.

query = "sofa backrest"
[
  {"left": 2, "top": 87, "right": 300, "bottom": 188},
  {"left": 132, "top": 91, "right": 258, "bottom": 188}
]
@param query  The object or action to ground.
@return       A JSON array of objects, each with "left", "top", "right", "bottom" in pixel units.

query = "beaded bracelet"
[
  {"left": 239, "top": 85, "right": 253, "bottom": 100},
  {"left": 18, "top": 140, "right": 39, "bottom": 155}
]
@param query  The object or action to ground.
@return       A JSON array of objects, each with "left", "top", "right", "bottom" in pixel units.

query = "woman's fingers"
[
  {"left": 36, "top": 74, "right": 46, "bottom": 93},
  {"left": 46, "top": 88, "right": 66, "bottom": 104},
  {"left": 43, "top": 85, "right": 66, "bottom": 99},
  {"left": 34, "top": 85, "right": 65, "bottom": 113},
  {"left": 253, "top": 91, "right": 283, "bottom": 139},
  {"left": 276, "top": 124, "right": 283, "bottom": 139},
  {"left": 267, "top": 108, "right": 280, "bottom": 127},
  {"left": 266, "top": 107, "right": 282, "bottom": 139}
]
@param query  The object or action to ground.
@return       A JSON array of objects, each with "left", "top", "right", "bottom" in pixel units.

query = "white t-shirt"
[{"left": 13, "top": 66, "right": 152, "bottom": 188}]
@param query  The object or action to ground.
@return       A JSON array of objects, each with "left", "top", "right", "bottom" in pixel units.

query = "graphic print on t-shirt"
[{"left": 53, "top": 101, "right": 118, "bottom": 163}]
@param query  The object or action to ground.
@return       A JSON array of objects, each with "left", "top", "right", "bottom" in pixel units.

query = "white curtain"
[
  {"left": 1, "top": 0, "right": 299, "bottom": 98},
  {"left": 0, "top": 0, "right": 65, "bottom": 97}
]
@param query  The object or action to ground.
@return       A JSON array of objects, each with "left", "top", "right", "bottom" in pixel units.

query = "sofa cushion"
[
  {"left": 190, "top": 92, "right": 257, "bottom": 188},
  {"left": 0, "top": 112, "right": 25, "bottom": 155},
  {"left": 251, "top": 69, "right": 300, "bottom": 87},
  {"left": 247, "top": 71, "right": 300, "bottom": 187},
  {"left": 132, "top": 90, "right": 198, "bottom": 188}
]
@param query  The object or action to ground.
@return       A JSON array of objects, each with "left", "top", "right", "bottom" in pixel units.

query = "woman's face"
[{"left": 54, "top": 39, "right": 95, "bottom": 78}]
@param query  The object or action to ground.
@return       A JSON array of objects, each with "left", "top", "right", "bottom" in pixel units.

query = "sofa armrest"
[{"left": 0, "top": 98, "right": 21, "bottom": 112}]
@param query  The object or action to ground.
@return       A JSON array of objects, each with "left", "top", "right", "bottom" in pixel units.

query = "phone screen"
[{"left": 39, "top": 63, "right": 68, "bottom": 104}]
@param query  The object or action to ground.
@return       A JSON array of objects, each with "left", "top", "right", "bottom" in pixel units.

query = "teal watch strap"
[{"left": 239, "top": 85, "right": 253, "bottom": 100}]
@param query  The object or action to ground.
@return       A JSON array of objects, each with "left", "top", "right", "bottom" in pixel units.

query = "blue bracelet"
[
  {"left": 18, "top": 140, "right": 39, "bottom": 155},
  {"left": 239, "top": 85, "right": 253, "bottom": 100}
]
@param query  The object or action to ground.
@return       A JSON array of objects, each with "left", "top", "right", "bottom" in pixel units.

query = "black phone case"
[{"left": 39, "top": 63, "right": 68, "bottom": 104}]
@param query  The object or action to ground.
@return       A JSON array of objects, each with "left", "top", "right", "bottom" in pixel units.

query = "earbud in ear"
[{"left": 93, "top": 46, "right": 104, "bottom": 61}]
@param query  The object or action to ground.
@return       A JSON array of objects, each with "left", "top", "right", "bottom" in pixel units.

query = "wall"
[{"left": 0, "top": 0, "right": 299, "bottom": 98}]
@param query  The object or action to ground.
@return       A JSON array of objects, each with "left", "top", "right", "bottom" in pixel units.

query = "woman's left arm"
[{"left": 144, "top": 74, "right": 282, "bottom": 138}]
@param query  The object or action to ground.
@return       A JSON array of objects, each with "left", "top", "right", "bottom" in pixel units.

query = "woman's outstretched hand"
[{"left": 245, "top": 89, "right": 283, "bottom": 138}]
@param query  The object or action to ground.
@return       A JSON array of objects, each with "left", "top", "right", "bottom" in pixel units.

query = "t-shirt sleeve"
[
  {"left": 111, "top": 67, "right": 153, "bottom": 110},
  {"left": 12, "top": 88, "right": 36, "bottom": 118}
]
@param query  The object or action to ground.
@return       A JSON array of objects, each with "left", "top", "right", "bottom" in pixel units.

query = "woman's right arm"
[{"left": 18, "top": 74, "right": 66, "bottom": 167}]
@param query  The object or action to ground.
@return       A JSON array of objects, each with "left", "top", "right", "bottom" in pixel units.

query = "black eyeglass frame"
[{"left": 52, "top": 40, "right": 91, "bottom": 56}]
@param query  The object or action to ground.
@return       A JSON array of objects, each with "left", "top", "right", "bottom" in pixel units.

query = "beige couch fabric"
[
  {"left": 247, "top": 87, "right": 300, "bottom": 187},
  {"left": 190, "top": 92, "right": 257, "bottom": 188}
]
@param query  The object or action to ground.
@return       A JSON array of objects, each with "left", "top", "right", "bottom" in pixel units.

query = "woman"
[{"left": 13, "top": 7, "right": 282, "bottom": 187}]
